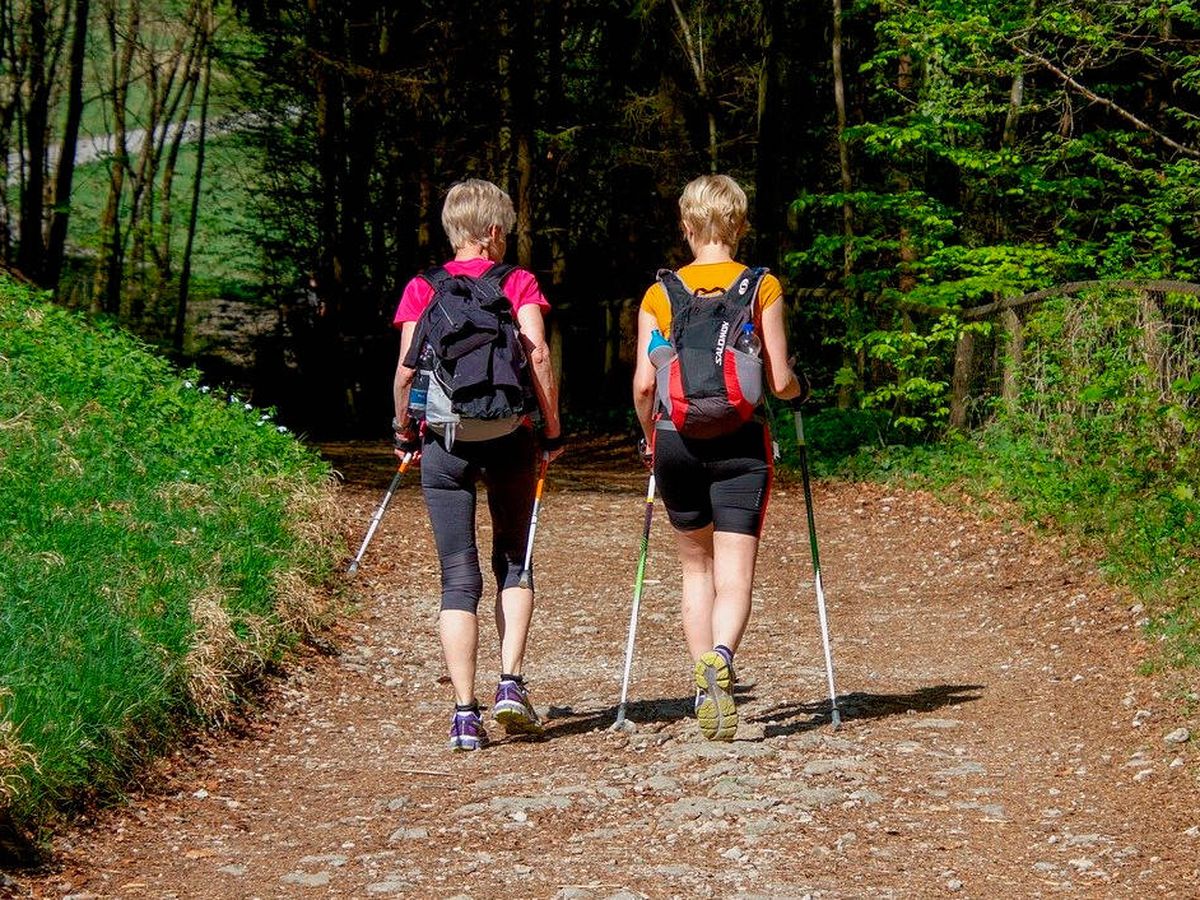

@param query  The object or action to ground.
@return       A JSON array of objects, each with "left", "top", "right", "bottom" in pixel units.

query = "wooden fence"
[{"left": 901, "top": 280, "right": 1200, "bottom": 429}]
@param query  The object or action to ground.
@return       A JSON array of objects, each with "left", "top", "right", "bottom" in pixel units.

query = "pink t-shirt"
[{"left": 392, "top": 257, "right": 550, "bottom": 326}]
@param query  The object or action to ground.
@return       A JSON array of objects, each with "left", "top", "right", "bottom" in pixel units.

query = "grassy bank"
[{"left": 0, "top": 275, "right": 340, "bottom": 837}]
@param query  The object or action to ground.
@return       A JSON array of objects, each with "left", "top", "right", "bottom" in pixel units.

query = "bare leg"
[
  {"left": 439, "top": 610, "right": 479, "bottom": 706},
  {"left": 711, "top": 530, "right": 759, "bottom": 653},
  {"left": 495, "top": 585, "right": 534, "bottom": 675},
  {"left": 675, "top": 525, "right": 716, "bottom": 661}
]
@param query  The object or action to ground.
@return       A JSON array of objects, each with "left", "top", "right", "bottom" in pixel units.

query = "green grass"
[
  {"left": 832, "top": 425, "right": 1200, "bottom": 672},
  {"left": 0, "top": 275, "right": 340, "bottom": 831}
]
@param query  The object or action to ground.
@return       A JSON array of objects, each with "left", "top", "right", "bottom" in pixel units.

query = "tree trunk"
[
  {"left": 753, "top": 0, "right": 782, "bottom": 269},
  {"left": 175, "top": 25, "right": 212, "bottom": 352},
  {"left": 670, "top": 0, "right": 718, "bottom": 172},
  {"left": 92, "top": 0, "right": 140, "bottom": 315},
  {"left": 44, "top": 0, "right": 89, "bottom": 288},
  {"left": 544, "top": 0, "right": 567, "bottom": 289},
  {"left": 510, "top": 0, "right": 535, "bottom": 269},
  {"left": 832, "top": 0, "right": 856, "bottom": 408},
  {"left": 15, "top": 0, "right": 49, "bottom": 281}
]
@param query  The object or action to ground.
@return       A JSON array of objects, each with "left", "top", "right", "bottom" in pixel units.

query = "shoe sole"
[
  {"left": 694, "top": 651, "right": 737, "bottom": 741},
  {"left": 493, "top": 701, "right": 545, "bottom": 735},
  {"left": 449, "top": 735, "right": 484, "bottom": 751}
]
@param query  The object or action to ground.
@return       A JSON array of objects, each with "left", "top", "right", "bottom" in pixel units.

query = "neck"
[
  {"left": 454, "top": 244, "right": 491, "bottom": 262},
  {"left": 690, "top": 241, "right": 735, "bottom": 264}
]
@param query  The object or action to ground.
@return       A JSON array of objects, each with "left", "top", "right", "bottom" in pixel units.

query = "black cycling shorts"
[{"left": 653, "top": 420, "right": 772, "bottom": 536}]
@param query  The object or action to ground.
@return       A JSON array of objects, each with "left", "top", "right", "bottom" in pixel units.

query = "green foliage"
[
  {"left": 792, "top": 0, "right": 1200, "bottom": 436},
  {"left": 853, "top": 315, "right": 974, "bottom": 436},
  {"left": 0, "top": 276, "right": 338, "bottom": 827}
]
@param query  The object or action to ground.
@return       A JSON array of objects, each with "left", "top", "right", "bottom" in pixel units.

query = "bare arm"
[
  {"left": 759, "top": 297, "right": 804, "bottom": 401},
  {"left": 633, "top": 308, "right": 658, "bottom": 443},
  {"left": 393, "top": 321, "right": 416, "bottom": 429},
  {"left": 517, "top": 304, "right": 562, "bottom": 455}
]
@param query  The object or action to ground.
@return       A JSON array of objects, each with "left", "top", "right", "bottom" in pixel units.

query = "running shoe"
[
  {"left": 492, "top": 677, "right": 544, "bottom": 735},
  {"left": 694, "top": 649, "right": 737, "bottom": 741},
  {"left": 449, "top": 707, "right": 488, "bottom": 752}
]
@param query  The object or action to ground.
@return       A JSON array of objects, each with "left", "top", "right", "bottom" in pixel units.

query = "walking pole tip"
[{"left": 608, "top": 713, "right": 636, "bottom": 734}]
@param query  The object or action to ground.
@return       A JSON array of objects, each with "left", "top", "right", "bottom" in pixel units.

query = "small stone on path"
[{"left": 1164, "top": 727, "right": 1190, "bottom": 744}]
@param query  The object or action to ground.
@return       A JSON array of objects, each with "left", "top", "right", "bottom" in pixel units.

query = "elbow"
[
  {"left": 527, "top": 339, "right": 551, "bottom": 369},
  {"left": 396, "top": 365, "right": 415, "bottom": 389},
  {"left": 633, "top": 370, "right": 656, "bottom": 404}
]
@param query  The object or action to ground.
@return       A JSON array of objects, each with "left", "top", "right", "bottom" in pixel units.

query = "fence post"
[
  {"left": 1001, "top": 308, "right": 1024, "bottom": 415},
  {"left": 949, "top": 327, "right": 975, "bottom": 429},
  {"left": 1138, "top": 290, "right": 1168, "bottom": 396}
]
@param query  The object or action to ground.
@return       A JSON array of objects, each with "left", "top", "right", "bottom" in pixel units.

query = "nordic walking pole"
[
  {"left": 793, "top": 408, "right": 842, "bottom": 728},
  {"left": 611, "top": 471, "right": 656, "bottom": 731},
  {"left": 517, "top": 452, "right": 550, "bottom": 589},
  {"left": 347, "top": 452, "right": 414, "bottom": 575}
]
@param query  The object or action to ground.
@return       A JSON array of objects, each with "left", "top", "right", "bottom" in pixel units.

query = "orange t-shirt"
[{"left": 639, "top": 261, "right": 783, "bottom": 334}]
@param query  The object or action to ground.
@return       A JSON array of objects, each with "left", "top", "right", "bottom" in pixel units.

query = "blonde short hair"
[
  {"left": 441, "top": 179, "right": 516, "bottom": 251},
  {"left": 679, "top": 174, "right": 749, "bottom": 248}
]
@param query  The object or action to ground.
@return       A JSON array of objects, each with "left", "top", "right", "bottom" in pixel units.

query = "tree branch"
[{"left": 1013, "top": 44, "right": 1200, "bottom": 159}]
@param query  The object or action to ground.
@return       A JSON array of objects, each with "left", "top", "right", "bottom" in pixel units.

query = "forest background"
[{"left": 2, "top": 0, "right": 1194, "bottom": 435}]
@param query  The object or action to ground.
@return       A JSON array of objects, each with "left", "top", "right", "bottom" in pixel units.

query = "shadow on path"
[
  {"left": 535, "top": 687, "right": 761, "bottom": 739},
  {"left": 753, "top": 683, "right": 985, "bottom": 737}
]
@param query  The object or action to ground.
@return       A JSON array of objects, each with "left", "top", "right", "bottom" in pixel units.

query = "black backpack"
[
  {"left": 403, "top": 263, "right": 534, "bottom": 444},
  {"left": 654, "top": 267, "right": 767, "bottom": 438}
]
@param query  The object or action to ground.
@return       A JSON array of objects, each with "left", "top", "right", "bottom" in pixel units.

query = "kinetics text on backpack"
[
  {"left": 654, "top": 267, "right": 766, "bottom": 438},
  {"left": 403, "top": 263, "right": 535, "bottom": 447}
]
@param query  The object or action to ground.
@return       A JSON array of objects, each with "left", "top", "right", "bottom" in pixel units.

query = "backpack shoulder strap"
[
  {"left": 725, "top": 266, "right": 768, "bottom": 308},
  {"left": 479, "top": 262, "right": 517, "bottom": 285},
  {"left": 419, "top": 265, "right": 451, "bottom": 291},
  {"left": 474, "top": 262, "right": 517, "bottom": 301},
  {"left": 656, "top": 268, "right": 694, "bottom": 319}
]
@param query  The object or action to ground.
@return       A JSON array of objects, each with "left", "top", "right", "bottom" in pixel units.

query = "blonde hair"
[
  {"left": 441, "top": 179, "right": 516, "bottom": 251},
  {"left": 679, "top": 174, "right": 749, "bottom": 248}
]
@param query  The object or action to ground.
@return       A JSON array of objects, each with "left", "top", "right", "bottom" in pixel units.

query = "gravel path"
[{"left": 7, "top": 438, "right": 1198, "bottom": 898}]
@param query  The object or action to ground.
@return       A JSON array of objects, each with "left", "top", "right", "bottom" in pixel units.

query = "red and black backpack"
[{"left": 654, "top": 267, "right": 767, "bottom": 438}]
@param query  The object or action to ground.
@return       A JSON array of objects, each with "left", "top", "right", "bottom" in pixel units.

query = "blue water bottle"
[
  {"left": 409, "top": 343, "right": 433, "bottom": 415},
  {"left": 648, "top": 329, "right": 675, "bottom": 368}
]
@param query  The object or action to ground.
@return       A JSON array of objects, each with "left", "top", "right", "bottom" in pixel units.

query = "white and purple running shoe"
[
  {"left": 449, "top": 707, "right": 488, "bottom": 752},
  {"left": 492, "top": 677, "right": 544, "bottom": 735}
]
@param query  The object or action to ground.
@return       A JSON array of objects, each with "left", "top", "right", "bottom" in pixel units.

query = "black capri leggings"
[
  {"left": 420, "top": 425, "right": 537, "bottom": 614},
  {"left": 653, "top": 420, "right": 772, "bottom": 536}
]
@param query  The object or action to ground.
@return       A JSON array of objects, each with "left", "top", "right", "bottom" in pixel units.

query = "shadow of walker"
[
  {"left": 538, "top": 685, "right": 762, "bottom": 740},
  {"left": 752, "top": 683, "right": 986, "bottom": 738}
]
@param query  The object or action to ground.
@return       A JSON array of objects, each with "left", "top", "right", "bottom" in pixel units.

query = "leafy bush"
[{"left": 0, "top": 276, "right": 340, "bottom": 830}]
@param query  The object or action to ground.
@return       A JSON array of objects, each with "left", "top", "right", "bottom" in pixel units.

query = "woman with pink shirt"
[{"left": 392, "top": 179, "right": 563, "bottom": 752}]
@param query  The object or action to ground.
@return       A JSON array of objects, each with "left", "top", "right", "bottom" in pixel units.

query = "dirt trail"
[{"left": 8, "top": 437, "right": 1198, "bottom": 898}]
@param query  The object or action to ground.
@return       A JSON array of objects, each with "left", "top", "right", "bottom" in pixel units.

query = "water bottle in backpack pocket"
[{"left": 654, "top": 267, "right": 766, "bottom": 438}]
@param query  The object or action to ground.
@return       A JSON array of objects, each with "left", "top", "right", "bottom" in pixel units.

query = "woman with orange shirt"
[{"left": 632, "top": 174, "right": 806, "bottom": 741}]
